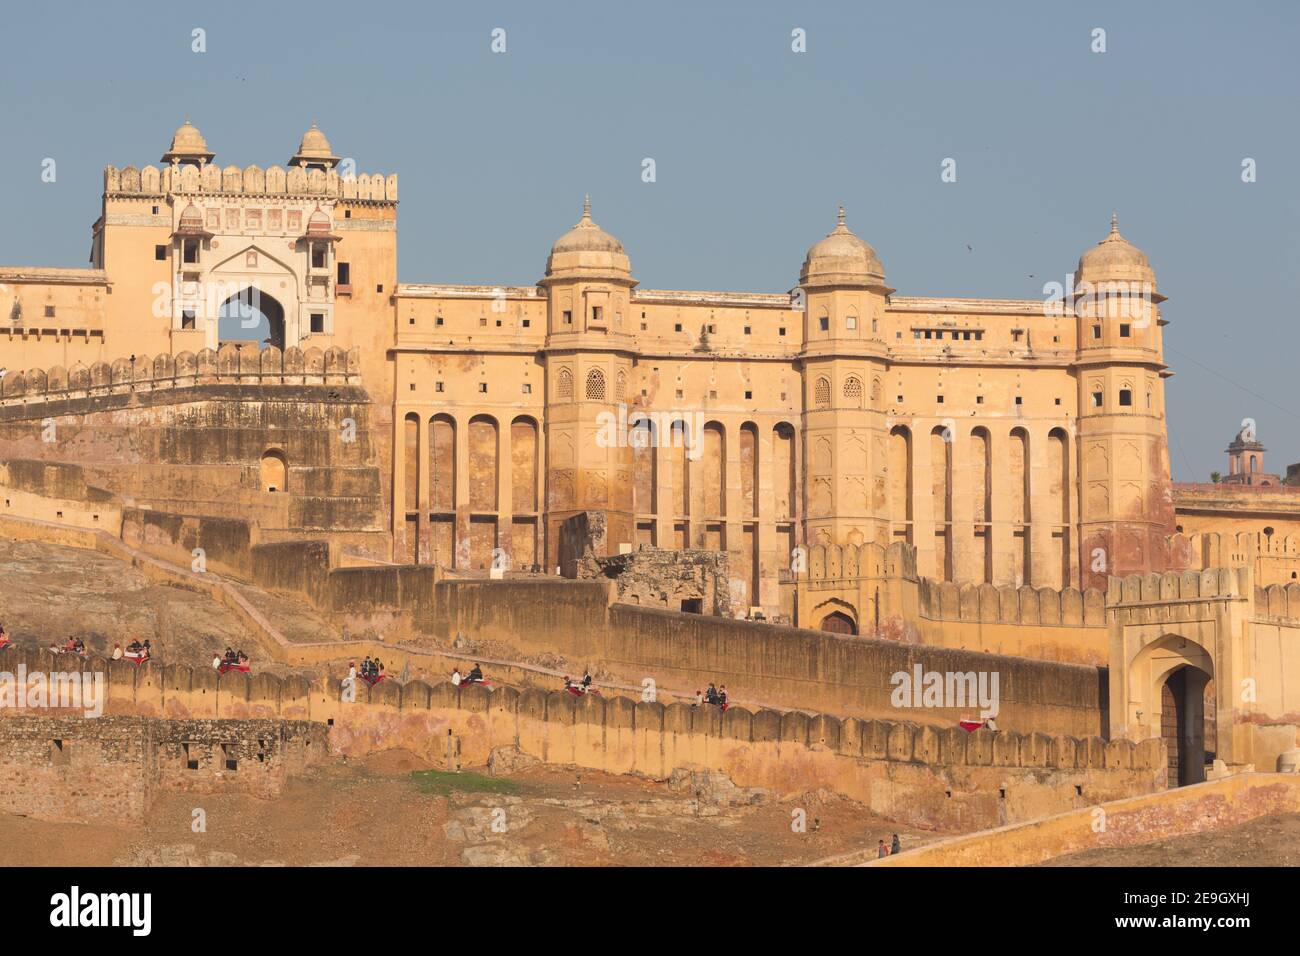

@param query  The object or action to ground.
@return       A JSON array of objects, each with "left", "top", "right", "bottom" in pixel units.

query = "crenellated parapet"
[
  {"left": 917, "top": 578, "right": 1107, "bottom": 628},
  {"left": 0, "top": 344, "right": 362, "bottom": 407},
  {"left": 104, "top": 164, "right": 397, "bottom": 203},
  {"left": 1104, "top": 566, "right": 1247, "bottom": 606},
  {"left": 0, "top": 645, "right": 1163, "bottom": 777},
  {"left": 1253, "top": 582, "right": 1300, "bottom": 620}
]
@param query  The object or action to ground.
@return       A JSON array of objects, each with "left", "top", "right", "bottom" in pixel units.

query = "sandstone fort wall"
[{"left": 0, "top": 646, "right": 1162, "bottom": 832}]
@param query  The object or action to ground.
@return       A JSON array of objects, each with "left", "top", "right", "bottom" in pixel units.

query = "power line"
[{"left": 1166, "top": 345, "right": 1300, "bottom": 422}]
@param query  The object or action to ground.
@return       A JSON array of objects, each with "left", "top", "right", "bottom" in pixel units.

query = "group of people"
[
  {"left": 693, "top": 683, "right": 730, "bottom": 710},
  {"left": 878, "top": 834, "right": 903, "bottom": 858},
  {"left": 113, "top": 640, "right": 151, "bottom": 662},
  {"left": 451, "top": 663, "right": 484, "bottom": 686},
  {"left": 55, "top": 636, "right": 87, "bottom": 656},
  {"left": 353, "top": 658, "right": 382, "bottom": 686},
  {"left": 563, "top": 671, "right": 595, "bottom": 695},
  {"left": 213, "top": 647, "right": 250, "bottom": 673}
]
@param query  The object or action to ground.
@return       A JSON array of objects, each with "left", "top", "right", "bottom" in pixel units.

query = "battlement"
[
  {"left": 1104, "top": 567, "right": 1250, "bottom": 606},
  {"left": 1253, "top": 583, "right": 1300, "bottom": 620},
  {"left": 918, "top": 579, "right": 1107, "bottom": 628},
  {"left": 0, "top": 646, "right": 1161, "bottom": 779},
  {"left": 104, "top": 164, "right": 397, "bottom": 203},
  {"left": 0, "top": 344, "right": 362, "bottom": 408}
]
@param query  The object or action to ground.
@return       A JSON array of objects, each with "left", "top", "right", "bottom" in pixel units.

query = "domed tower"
[
  {"left": 161, "top": 121, "right": 214, "bottom": 167},
  {"left": 538, "top": 198, "right": 638, "bottom": 566},
  {"left": 1073, "top": 215, "right": 1174, "bottom": 588},
  {"left": 1223, "top": 425, "right": 1278, "bottom": 485},
  {"left": 289, "top": 123, "right": 340, "bottom": 171},
  {"left": 798, "top": 208, "right": 894, "bottom": 557}
]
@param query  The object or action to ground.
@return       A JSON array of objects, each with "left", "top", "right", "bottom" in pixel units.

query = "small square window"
[
  {"left": 640, "top": 322, "right": 648, "bottom": 331},
  {"left": 744, "top": 390, "right": 752, "bottom": 400},
  {"left": 779, "top": 327, "right": 786, "bottom": 336},
  {"left": 154, "top": 244, "right": 167, "bottom": 260},
  {"left": 1091, "top": 391, "right": 1103, "bottom": 407},
  {"left": 709, "top": 390, "right": 718, "bottom": 400},
  {"left": 937, "top": 395, "right": 944, "bottom": 404},
  {"left": 478, "top": 382, "right": 488, "bottom": 393},
  {"left": 344, "top": 209, "right": 351, "bottom": 219},
  {"left": 435, "top": 381, "right": 445, "bottom": 393},
  {"left": 564, "top": 311, "right": 573, "bottom": 325},
  {"left": 44, "top": 305, "right": 55, "bottom": 318},
  {"left": 410, "top": 383, "right": 416, "bottom": 391},
  {"left": 151, "top": 205, "right": 159, "bottom": 214},
  {"left": 310, "top": 313, "right": 324, "bottom": 333},
  {"left": 1120, "top": 324, "right": 1131, "bottom": 337},
  {"left": 674, "top": 323, "right": 683, "bottom": 332},
  {"left": 376, "top": 284, "right": 383, "bottom": 293},
  {"left": 1119, "top": 389, "right": 1133, "bottom": 406},
  {"left": 495, "top": 319, "right": 502, "bottom": 327},
  {"left": 181, "top": 310, "right": 196, "bottom": 330},
  {"left": 1015, "top": 396, "right": 1023, "bottom": 405},
  {"left": 897, "top": 395, "right": 904, "bottom": 402},
  {"left": 436, "top": 316, "right": 444, "bottom": 326},
  {"left": 479, "top": 317, "right": 487, "bottom": 327},
  {"left": 522, "top": 319, "right": 530, "bottom": 328},
  {"left": 522, "top": 383, "right": 532, "bottom": 394},
  {"left": 846, "top": 316, "right": 857, "bottom": 330},
  {"left": 409, "top": 317, "right": 416, "bottom": 325},
  {"left": 675, "top": 389, "right": 684, "bottom": 400},
  {"left": 1054, "top": 397, "right": 1061, "bottom": 405},
  {"left": 743, "top": 326, "right": 751, "bottom": 335},
  {"left": 1092, "top": 325, "right": 1101, "bottom": 339},
  {"left": 819, "top": 316, "right": 829, "bottom": 331},
  {"left": 976, "top": 395, "right": 984, "bottom": 404}
]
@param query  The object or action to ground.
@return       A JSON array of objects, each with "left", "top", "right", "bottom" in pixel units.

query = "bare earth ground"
[
  {"left": 1036, "top": 813, "right": 1300, "bottom": 866},
  {"left": 0, "top": 537, "right": 320, "bottom": 677},
  {"left": 0, "top": 751, "right": 939, "bottom": 867}
]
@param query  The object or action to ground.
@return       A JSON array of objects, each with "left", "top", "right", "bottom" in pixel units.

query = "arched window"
[
  {"left": 843, "top": 376, "right": 863, "bottom": 406},
  {"left": 556, "top": 367, "right": 573, "bottom": 400},
  {"left": 586, "top": 368, "right": 606, "bottom": 401},
  {"left": 615, "top": 370, "right": 626, "bottom": 403},
  {"left": 260, "top": 449, "right": 287, "bottom": 493},
  {"left": 814, "top": 376, "right": 830, "bottom": 408}
]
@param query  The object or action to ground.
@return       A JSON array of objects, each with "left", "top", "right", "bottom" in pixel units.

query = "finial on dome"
[
  {"left": 837, "top": 205, "right": 846, "bottom": 228},
  {"left": 582, "top": 195, "right": 591, "bottom": 221},
  {"left": 1110, "top": 212, "right": 1119, "bottom": 234}
]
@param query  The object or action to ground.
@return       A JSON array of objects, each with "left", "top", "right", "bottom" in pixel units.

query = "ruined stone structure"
[{"left": 0, "top": 714, "right": 325, "bottom": 825}]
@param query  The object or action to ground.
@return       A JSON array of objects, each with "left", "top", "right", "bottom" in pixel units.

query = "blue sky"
[{"left": 1, "top": 0, "right": 1297, "bottom": 480}]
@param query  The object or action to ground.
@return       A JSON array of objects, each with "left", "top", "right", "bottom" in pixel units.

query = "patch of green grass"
[{"left": 408, "top": 769, "right": 522, "bottom": 797}]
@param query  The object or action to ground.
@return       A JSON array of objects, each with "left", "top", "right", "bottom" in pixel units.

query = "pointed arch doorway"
[{"left": 218, "top": 286, "right": 286, "bottom": 350}]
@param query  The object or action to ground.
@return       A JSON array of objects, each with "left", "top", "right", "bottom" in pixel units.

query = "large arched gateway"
[{"left": 218, "top": 286, "right": 287, "bottom": 350}]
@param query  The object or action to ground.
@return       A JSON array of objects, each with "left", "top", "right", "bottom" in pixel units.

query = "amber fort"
[{"left": 2, "top": 123, "right": 1300, "bottom": 866}]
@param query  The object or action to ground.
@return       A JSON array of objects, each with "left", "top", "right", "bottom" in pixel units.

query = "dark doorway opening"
[
  {"left": 680, "top": 598, "right": 703, "bottom": 614},
  {"left": 820, "top": 611, "right": 857, "bottom": 635},
  {"left": 1161, "top": 665, "right": 1211, "bottom": 787}
]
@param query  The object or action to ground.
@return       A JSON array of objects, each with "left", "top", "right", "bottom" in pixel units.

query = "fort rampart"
[
  {"left": 0, "top": 645, "right": 1163, "bottom": 832},
  {"left": 0, "top": 714, "right": 325, "bottom": 825}
]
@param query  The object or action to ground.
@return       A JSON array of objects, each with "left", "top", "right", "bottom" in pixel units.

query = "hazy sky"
[{"left": 1, "top": 1, "right": 1296, "bottom": 480}]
